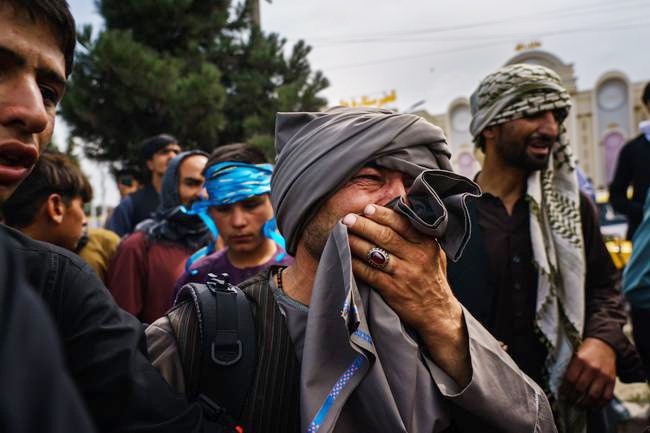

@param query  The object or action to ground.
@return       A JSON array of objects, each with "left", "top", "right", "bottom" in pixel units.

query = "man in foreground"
[
  {"left": 147, "top": 107, "right": 557, "bottom": 432},
  {"left": 0, "top": 1, "right": 216, "bottom": 430},
  {"left": 448, "top": 64, "right": 644, "bottom": 433},
  {"left": 0, "top": 229, "right": 96, "bottom": 433}
]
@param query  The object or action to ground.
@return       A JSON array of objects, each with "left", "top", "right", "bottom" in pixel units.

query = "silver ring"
[{"left": 367, "top": 247, "right": 390, "bottom": 270}]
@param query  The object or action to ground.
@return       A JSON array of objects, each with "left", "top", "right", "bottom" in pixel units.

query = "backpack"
[{"left": 175, "top": 273, "right": 257, "bottom": 432}]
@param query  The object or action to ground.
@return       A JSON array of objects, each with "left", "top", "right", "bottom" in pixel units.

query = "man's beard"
[
  {"left": 497, "top": 132, "right": 555, "bottom": 172},
  {"left": 301, "top": 206, "right": 341, "bottom": 260}
]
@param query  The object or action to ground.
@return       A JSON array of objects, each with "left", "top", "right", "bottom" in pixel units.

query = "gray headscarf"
[
  {"left": 136, "top": 150, "right": 212, "bottom": 251},
  {"left": 272, "top": 106, "right": 478, "bottom": 260},
  {"left": 272, "top": 107, "right": 481, "bottom": 432}
]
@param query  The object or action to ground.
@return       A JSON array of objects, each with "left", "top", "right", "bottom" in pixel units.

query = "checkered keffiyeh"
[
  {"left": 470, "top": 64, "right": 586, "bottom": 433},
  {"left": 469, "top": 63, "right": 572, "bottom": 138}
]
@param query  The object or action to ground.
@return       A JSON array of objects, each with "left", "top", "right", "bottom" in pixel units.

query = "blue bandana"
[{"left": 183, "top": 162, "right": 286, "bottom": 271}]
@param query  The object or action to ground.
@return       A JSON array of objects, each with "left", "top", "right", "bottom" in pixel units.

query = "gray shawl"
[
  {"left": 272, "top": 107, "right": 481, "bottom": 432},
  {"left": 136, "top": 150, "right": 212, "bottom": 251}
]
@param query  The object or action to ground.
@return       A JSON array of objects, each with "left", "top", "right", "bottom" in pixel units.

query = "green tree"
[{"left": 61, "top": 0, "right": 329, "bottom": 166}]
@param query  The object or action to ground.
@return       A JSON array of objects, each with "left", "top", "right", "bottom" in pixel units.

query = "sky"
[{"left": 63, "top": 0, "right": 650, "bottom": 208}]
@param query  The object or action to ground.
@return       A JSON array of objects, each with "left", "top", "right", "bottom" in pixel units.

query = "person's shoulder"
[
  {"left": 190, "top": 248, "right": 229, "bottom": 270},
  {"left": 623, "top": 134, "right": 648, "bottom": 151},
  {"left": 131, "top": 184, "right": 158, "bottom": 202},
  {"left": 2, "top": 225, "right": 94, "bottom": 275},
  {"left": 1, "top": 226, "right": 107, "bottom": 307},
  {"left": 130, "top": 185, "right": 149, "bottom": 199},
  {"left": 111, "top": 231, "right": 149, "bottom": 261},
  {"left": 113, "top": 194, "right": 135, "bottom": 212},
  {"left": 120, "top": 230, "right": 148, "bottom": 247},
  {"left": 89, "top": 228, "right": 120, "bottom": 246},
  {"left": 180, "top": 250, "right": 228, "bottom": 283},
  {"left": 239, "top": 265, "right": 276, "bottom": 294}
]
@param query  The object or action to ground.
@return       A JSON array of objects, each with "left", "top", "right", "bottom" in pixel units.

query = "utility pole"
[{"left": 251, "top": 0, "right": 260, "bottom": 26}]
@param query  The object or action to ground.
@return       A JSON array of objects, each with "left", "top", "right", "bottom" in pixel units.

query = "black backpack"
[{"left": 175, "top": 273, "right": 257, "bottom": 432}]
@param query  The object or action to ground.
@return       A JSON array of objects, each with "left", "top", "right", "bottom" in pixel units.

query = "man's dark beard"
[
  {"left": 498, "top": 133, "right": 555, "bottom": 172},
  {"left": 301, "top": 207, "right": 341, "bottom": 261}
]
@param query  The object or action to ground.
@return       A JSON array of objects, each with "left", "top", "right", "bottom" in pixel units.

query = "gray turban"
[
  {"left": 469, "top": 63, "right": 571, "bottom": 143},
  {"left": 271, "top": 106, "right": 478, "bottom": 260}
]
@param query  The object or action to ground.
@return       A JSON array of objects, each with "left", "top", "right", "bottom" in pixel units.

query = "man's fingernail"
[
  {"left": 342, "top": 214, "right": 357, "bottom": 226},
  {"left": 363, "top": 204, "right": 376, "bottom": 216}
]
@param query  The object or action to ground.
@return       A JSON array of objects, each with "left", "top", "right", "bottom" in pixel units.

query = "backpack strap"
[{"left": 176, "top": 273, "right": 257, "bottom": 422}]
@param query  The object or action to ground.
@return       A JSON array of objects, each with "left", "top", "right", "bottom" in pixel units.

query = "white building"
[{"left": 415, "top": 50, "right": 648, "bottom": 189}]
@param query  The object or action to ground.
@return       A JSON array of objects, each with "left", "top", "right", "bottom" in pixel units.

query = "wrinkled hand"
[
  {"left": 562, "top": 337, "right": 617, "bottom": 408},
  {"left": 342, "top": 203, "right": 471, "bottom": 386}
]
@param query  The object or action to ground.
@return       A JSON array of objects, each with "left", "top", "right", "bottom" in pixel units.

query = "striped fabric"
[{"left": 169, "top": 266, "right": 300, "bottom": 432}]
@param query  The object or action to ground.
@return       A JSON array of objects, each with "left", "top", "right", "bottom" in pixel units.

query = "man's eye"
[
  {"left": 243, "top": 201, "right": 262, "bottom": 210},
  {"left": 40, "top": 86, "right": 60, "bottom": 106},
  {"left": 354, "top": 175, "right": 382, "bottom": 182},
  {"left": 215, "top": 205, "right": 232, "bottom": 213}
]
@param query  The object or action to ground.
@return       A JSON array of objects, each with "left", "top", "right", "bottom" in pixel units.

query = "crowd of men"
[{"left": 0, "top": 1, "right": 648, "bottom": 433}]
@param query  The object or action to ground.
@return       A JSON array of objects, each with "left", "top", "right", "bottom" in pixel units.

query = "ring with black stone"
[{"left": 367, "top": 247, "right": 390, "bottom": 270}]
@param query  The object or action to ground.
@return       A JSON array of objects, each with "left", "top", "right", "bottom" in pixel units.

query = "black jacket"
[
  {"left": 105, "top": 184, "right": 160, "bottom": 237},
  {"left": 1, "top": 225, "right": 212, "bottom": 433},
  {"left": 0, "top": 229, "right": 96, "bottom": 433},
  {"left": 448, "top": 196, "right": 645, "bottom": 384},
  {"left": 609, "top": 133, "right": 650, "bottom": 239}
]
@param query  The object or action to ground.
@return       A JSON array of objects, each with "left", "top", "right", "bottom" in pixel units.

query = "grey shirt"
[{"left": 146, "top": 271, "right": 557, "bottom": 432}]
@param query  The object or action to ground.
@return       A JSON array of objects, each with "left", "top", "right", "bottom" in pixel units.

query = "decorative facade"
[{"left": 416, "top": 50, "right": 648, "bottom": 189}]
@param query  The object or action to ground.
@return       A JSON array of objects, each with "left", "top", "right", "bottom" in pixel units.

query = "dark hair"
[
  {"left": 6, "top": 0, "right": 76, "bottom": 77},
  {"left": 115, "top": 165, "right": 144, "bottom": 185},
  {"left": 140, "top": 133, "right": 179, "bottom": 161},
  {"left": 204, "top": 143, "right": 268, "bottom": 175},
  {"left": 3, "top": 150, "right": 92, "bottom": 228},
  {"left": 475, "top": 135, "right": 486, "bottom": 151},
  {"left": 643, "top": 82, "right": 650, "bottom": 107}
]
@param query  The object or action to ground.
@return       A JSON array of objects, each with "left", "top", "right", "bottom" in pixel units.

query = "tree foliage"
[{"left": 61, "top": 0, "right": 329, "bottom": 166}]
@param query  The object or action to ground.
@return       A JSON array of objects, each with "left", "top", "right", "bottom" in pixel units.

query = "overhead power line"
[
  {"left": 321, "top": 21, "right": 648, "bottom": 71},
  {"left": 286, "top": 0, "right": 648, "bottom": 45}
]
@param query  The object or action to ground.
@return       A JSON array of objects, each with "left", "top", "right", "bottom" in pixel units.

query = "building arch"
[
  {"left": 593, "top": 72, "right": 633, "bottom": 185},
  {"left": 504, "top": 50, "right": 577, "bottom": 94}
]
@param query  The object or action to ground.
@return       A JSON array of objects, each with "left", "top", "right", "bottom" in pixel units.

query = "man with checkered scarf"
[{"left": 448, "top": 64, "right": 645, "bottom": 433}]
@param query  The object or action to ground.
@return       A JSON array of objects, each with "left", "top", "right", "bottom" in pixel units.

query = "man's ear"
[
  {"left": 482, "top": 126, "right": 498, "bottom": 140},
  {"left": 480, "top": 126, "right": 500, "bottom": 152},
  {"left": 146, "top": 159, "right": 155, "bottom": 171},
  {"left": 45, "top": 193, "right": 66, "bottom": 224}
]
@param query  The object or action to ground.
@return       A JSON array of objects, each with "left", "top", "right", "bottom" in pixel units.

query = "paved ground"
[{"left": 616, "top": 380, "right": 649, "bottom": 432}]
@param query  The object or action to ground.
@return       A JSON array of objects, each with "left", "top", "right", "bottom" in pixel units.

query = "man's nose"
[
  {"left": 380, "top": 176, "right": 408, "bottom": 205},
  {"left": 231, "top": 206, "right": 247, "bottom": 227},
  {"left": 538, "top": 111, "right": 559, "bottom": 137},
  {"left": 0, "top": 76, "right": 49, "bottom": 134}
]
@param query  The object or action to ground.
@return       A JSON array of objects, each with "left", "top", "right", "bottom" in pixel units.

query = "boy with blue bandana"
[{"left": 173, "top": 143, "right": 291, "bottom": 297}]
